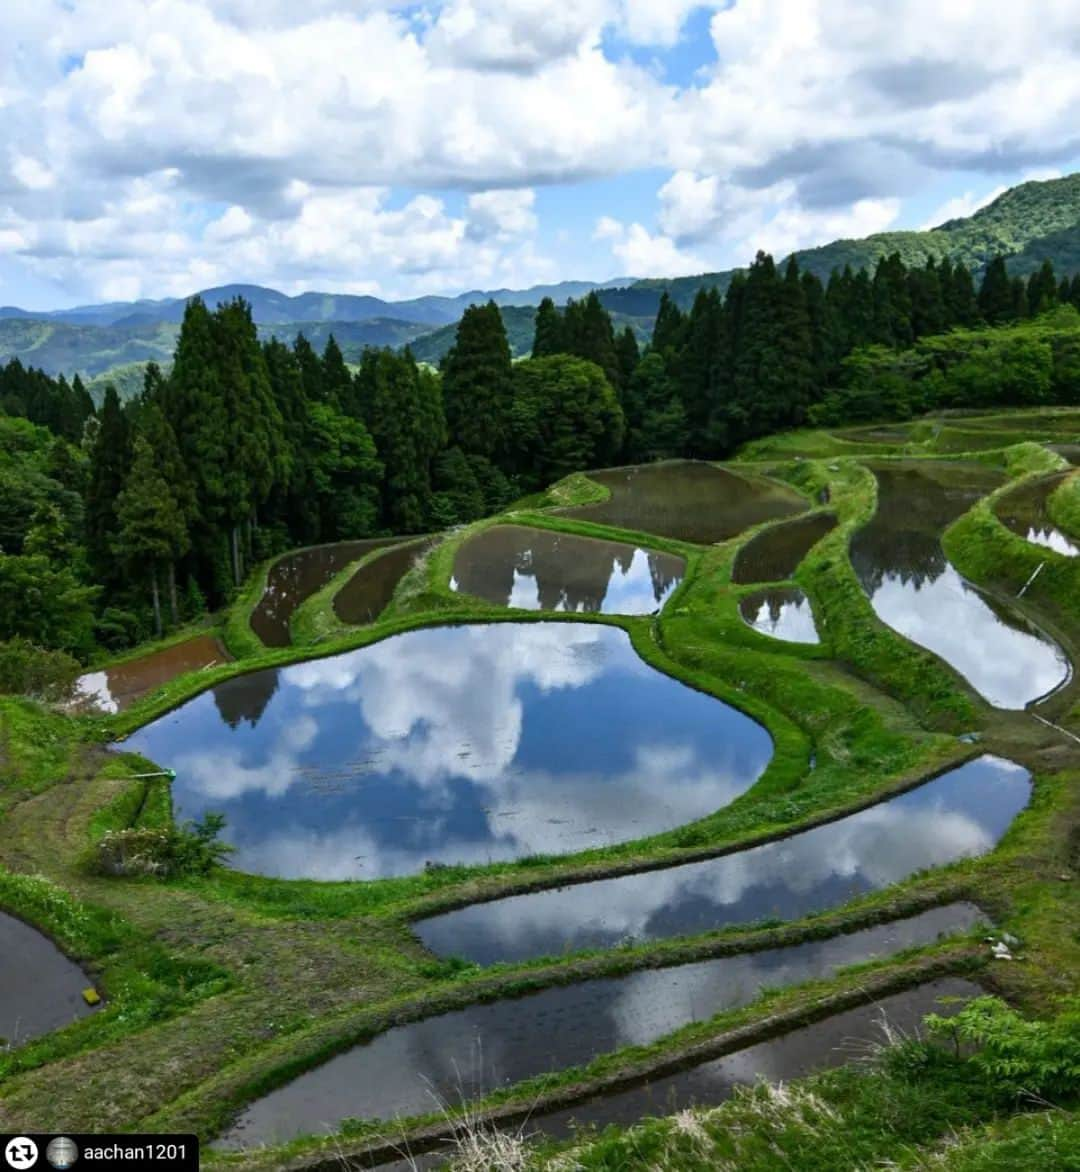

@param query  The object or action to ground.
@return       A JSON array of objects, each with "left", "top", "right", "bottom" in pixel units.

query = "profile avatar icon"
[{"left": 46, "top": 1138, "right": 78, "bottom": 1170}]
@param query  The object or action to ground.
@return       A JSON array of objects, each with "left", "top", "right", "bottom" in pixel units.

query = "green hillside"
[{"left": 634, "top": 172, "right": 1080, "bottom": 307}]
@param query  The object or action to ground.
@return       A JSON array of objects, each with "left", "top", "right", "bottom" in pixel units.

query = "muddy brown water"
[
  {"left": 415, "top": 755, "right": 1029, "bottom": 965},
  {"left": 333, "top": 540, "right": 434, "bottom": 626},
  {"left": 217, "top": 906, "right": 983, "bottom": 1148},
  {"left": 71, "top": 634, "right": 230, "bottom": 715},
  {"left": 993, "top": 472, "right": 1078, "bottom": 558},
  {"left": 732, "top": 513, "right": 837, "bottom": 584},
  {"left": 451, "top": 525, "right": 685, "bottom": 615},
  {"left": 561, "top": 462, "right": 807, "bottom": 545},
  {"left": 0, "top": 912, "right": 99, "bottom": 1046},
  {"left": 251, "top": 539, "right": 405, "bottom": 647},
  {"left": 851, "top": 462, "right": 1069, "bottom": 708},
  {"left": 739, "top": 588, "right": 820, "bottom": 644}
]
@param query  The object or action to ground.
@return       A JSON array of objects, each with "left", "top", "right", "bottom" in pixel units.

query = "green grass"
[{"left": 1, "top": 415, "right": 1078, "bottom": 1169}]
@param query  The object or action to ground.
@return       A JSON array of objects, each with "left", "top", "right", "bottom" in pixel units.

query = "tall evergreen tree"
[
  {"left": 366, "top": 349, "right": 446, "bottom": 531},
  {"left": 1026, "top": 260, "right": 1058, "bottom": 316},
  {"left": 84, "top": 386, "right": 129, "bottom": 582},
  {"left": 615, "top": 327, "right": 640, "bottom": 390},
  {"left": 321, "top": 335, "right": 354, "bottom": 412},
  {"left": 441, "top": 301, "right": 513, "bottom": 466},
  {"left": 651, "top": 292, "right": 687, "bottom": 355},
  {"left": 531, "top": 297, "right": 565, "bottom": 357},
  {"left": 978, "top": 256, "right": 1014, "bottom": 324},
  {"left": 113, "top": 434, "right": 190, "bottom": 637}
]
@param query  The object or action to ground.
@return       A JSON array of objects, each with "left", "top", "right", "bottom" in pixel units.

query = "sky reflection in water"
[
  {"left": 125, "top": 623, "right": 772, "bottom": 879},
  {"left": 416, "top": 755, "right": 1029, "bottom": 964},
  {"left": 450, "top": 525, "right": 684, "bottom": 614},
  {"left": 851, "top": 463, "right": 1068, "bottom": 708},
  {"left": 220, "top": 905, "right": 981, "bottom": 1146}
]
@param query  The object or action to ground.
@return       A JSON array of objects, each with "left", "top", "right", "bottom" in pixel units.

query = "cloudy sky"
[{"left": 3, "top": 0, "right": 1080, "bottom": 309}]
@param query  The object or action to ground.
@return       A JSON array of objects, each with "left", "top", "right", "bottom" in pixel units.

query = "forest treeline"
[{"left": 2, "top": 249, "right": 1080, "bottom": 678}]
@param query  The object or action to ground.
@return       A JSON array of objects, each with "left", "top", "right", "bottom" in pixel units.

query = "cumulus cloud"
[{"left": 1, "top": 0, "right": 1079, "bottom": 301}]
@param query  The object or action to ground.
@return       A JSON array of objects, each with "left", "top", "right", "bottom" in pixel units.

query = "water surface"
[
  {"left": 739, "top": 589, "right": 819, "bottom": 644},
  {"left": 851, "top": 463, "right": 1068, "bottom": 708},
  {"left": 533, "top": 977, "right": 982, "bottom": 1140},
  {"left": 251, "top": 539, "right": 403, "bottom": 647},
  {"left": 451, "top": 526, "right": 684, "bottom": 615},
  {"left": 219, "top": 905, "right": 981, "bottom": 1146},
  {"left": 125, "top": 624, "right": 772, "bottom": 880},
  {"left": 71, "top": 634, "right": 230, "bottom": 714},
  {"left": 416, "top": 755, "right": 1029, "bottom": 964},
  {"left": 993, "top": 473, "right": 1078, "bottom": 557},
  {"left": 0, "top": 912, "right": 98, "bottom": 1046},
  {"left": 334, "top": 540, "right": 433, "bottom": 626},
  {"left": 732, "top": 513, "right": 837, "bottom": 584},
  {"left": 562, "top": 463, "right": 806, "bottom": 545}
]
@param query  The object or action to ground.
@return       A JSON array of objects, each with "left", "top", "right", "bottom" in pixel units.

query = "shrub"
[
  {"left": 925, "top": 996, "right": 1080, "bottom": 1104},
  {"left": 87, "top": 814, "right": 234, "bottom": 879},
  {"left": 0, "top": 637, "right": 80, "bottom": 701}
]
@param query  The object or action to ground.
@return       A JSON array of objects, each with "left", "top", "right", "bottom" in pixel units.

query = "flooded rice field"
[
  {"left": 250, "top": 538, "right": 404, "bottom": 647},
  {"left": 71, "top": 634, "right": 229, "bottom": 714},
  {"left": 219, "top": 906, "right": 982, "bottom": 1146},
  {"left": 851, "top": 462, "right": 1069, "bottom": 708},
  {"left": 450, "top": 525, "right": 685, "bottom": 614},
  {"left": 416, "top": 755, "right": 1029, "bottom": 964},
  {"left": 993, "top": 472, "right": 1078, "bottom": 557},
  {"left": 529, "top": 977, "right": 983, "bottom": 1142},
  {"left": 0, "top": 912, "right": 99, "bottom": 1046},
  {"left": 333, "top": 539, "right": 433, "bottom": 626},
  {"left": 739, "top": 588, "right": 820, "bottom": 644},
  {"left": 561, "top": 462, "right": 807, "bottom": 545},
  {"left": 732, "top": 513, "right": 837, "bottom": 585},
  {"left": 124, "top": 624, "right": 772, "bottom": 879}
]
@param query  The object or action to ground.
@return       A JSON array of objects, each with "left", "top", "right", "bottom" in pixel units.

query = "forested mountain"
[
  {"left": 628, "top": 173, "right": 1080, "bottom": 308},
  {"left": 3, "top": 172, "right": 1077, "bottom": 387},
  {"left": 2, "top": 240, "right": 1079, "bottom": 682}
]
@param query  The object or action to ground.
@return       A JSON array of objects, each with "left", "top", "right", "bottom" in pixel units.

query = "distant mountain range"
[{"left": 3, "top": 171, "right": 1079, "bottom": 392}]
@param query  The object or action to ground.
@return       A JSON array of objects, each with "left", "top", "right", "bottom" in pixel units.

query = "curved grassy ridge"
[
  {"left": 1, "top": 442, "right": 1077, "bottom": 1165},
  {"left": 1047, "top": 468, "right": 1080, "bottom": 538}
]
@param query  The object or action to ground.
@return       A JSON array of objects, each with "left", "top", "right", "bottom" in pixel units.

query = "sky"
[{"left": 2, "top": 0, "right": 1080, "bottom": 310}]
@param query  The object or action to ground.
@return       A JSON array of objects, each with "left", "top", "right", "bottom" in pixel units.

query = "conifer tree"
[
  {"left": 441, "top": 301, "right": 513, "bottom": 466},
  {"left": 84, "top": 385, "right": 130, "bottom": 582},
  {"left": 531, "top": 297, "right": 565, "bottom": 357},
  {"left": 615, "top": 327, "right": 640, "bottom": 390},
  {"left": 1026, "top": 260, "right": 1058, "bottom": 316},
  {"left": 322, "top": 335, "right": 354, "bottom": 412},
  {"left": 113, "top": 434, "right": 190, "bottom": 637},
  {"left": 651, "top": 292, "right": 687, "bottom": 355},
  {"left": 978, "top": 256, "right": 1014, "bottom": 324}
]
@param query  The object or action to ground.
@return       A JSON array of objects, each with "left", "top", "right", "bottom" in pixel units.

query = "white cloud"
[
  {"left": 594, "top": 217, "right": 705, "bottom": 277},
  {"left": 1, "top": 1, "right": 1080, "bottom": 301}
]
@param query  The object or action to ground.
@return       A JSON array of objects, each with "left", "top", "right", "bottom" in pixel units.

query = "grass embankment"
[{"left": 1, "top": 442, "right": 1077, "bottom": 1166}]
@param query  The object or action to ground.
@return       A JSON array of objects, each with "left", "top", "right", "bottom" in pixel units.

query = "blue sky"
[{"left": 1, "top": 1, "right": 1079, "bottom": 309}]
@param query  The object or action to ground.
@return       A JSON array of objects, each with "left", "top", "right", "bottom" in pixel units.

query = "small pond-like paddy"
[
  {"left": 993, "top": 472, "right": 1078, "bottom": 558},
  {"left": 732, "top": 513, "right": 837, "bottom": 585},
  {"left": 851, "top": 463, "right": 1069, "bottom": 708},
  {"left": 333, "top": 539, "right": 433, "bottom": 626},
  {"left": 219, "top": 904, "right": 981, "bottom": 1146},
  {"left": 561, "top": 462, "right": 807, "bottom": 545},
  {"left": 450, "top": 526, "right": 685, "bottom": 614},
  {"left": 72, "top": 634, "right": 230, "bottom": 714},
  {"left": 251, "top": 539, "right": 405, "bottom": 647},
  {"left": 125, "top": 624, "right": 772, "bottom": 879},
  {"left": 0, "top": 912, "right": 99, "bottom": 1046},
  {"left": 739, "top": 588, "right": 819, "bottom": 644},
  {"left": 416, "top": 755, "right": 1029, "bottom": 965}
]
